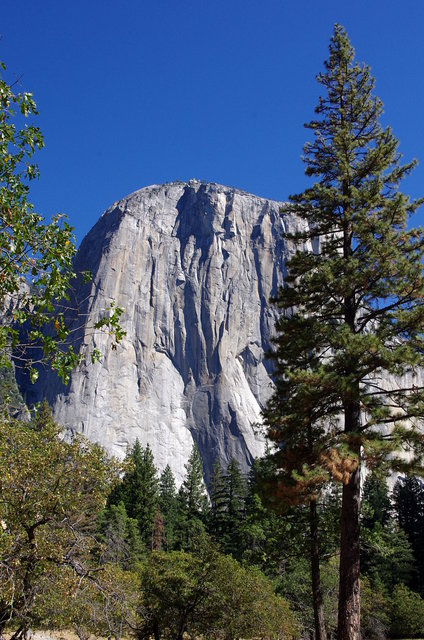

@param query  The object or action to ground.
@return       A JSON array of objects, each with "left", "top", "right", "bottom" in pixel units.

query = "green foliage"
[
  {"left": 138, "top": 544, "right": 298, "bottom": 640},
  {"left": 361, "top": 474, "right": 415, "bottom": 593},
  {"left": 361, "top": 520, "right": 415, "bottom": 592},
  {"left": 158, "top": 464, "right": 178, "bottom": 549},
  {"left": 151, "top": 505, "right": 167, "bottom": 551},
  {"left": 98, "top": 501, "right": 144, "bottom": 569},
  {"left": 360, "top": 576, "right": 390, "bottom": 640},
  {"left": 361, "top": 474, "right": 392, "bottom": 530},
  {"left": 389, "top": 583, "right": 424, "bottom": 638},
  {"left": 239, "top": 458, "right": 293, "bottom": 575},
  {"left": 34, "top": 563, "right": 141, "bottom": 640},
  {"left": 0, "top": 365, "right": 26, "bottom": 418},
  {"left": 208, "top": 459, "right": 227, "bottom": 540},
  {"left": 221, "top": 459, "right": 246, "bottom": 558},
  {"left": 246, "top": 452, "right": 341, "bottom": 640},
  {"left": 108, "top": 440, "right": 159, "bottom": 547},
  {"left": 277, "top": 555, "right": 338, "bottom": 639},
  {"left": 175, "top": 445, "right": 209, "bottom": 550},
  {"left": 0, "top": 62, "right": 124, "bottom": 384},
  {"left": 3, "top": 408, "right": 423, "bottom": 640},
  {"left": 179, "top": 444, "right": 209, "bottom": 518},
  {"left": 210, "top": 553, "right": 299, "bottom": 640},
  {"left": 208, "top": 458, "right": 246, "bottom": 559},
  {"left": 393, "top": 476, "right": 424, "bottom": 593},
  {"left": 0, "top": 407, "right": 120, "bottom": 635},
  {"left": 138, "top": 548, "right": 213, "bottom": 640},
  {"left": 278, "top": 556, "right": 316, "bottom": 634}
]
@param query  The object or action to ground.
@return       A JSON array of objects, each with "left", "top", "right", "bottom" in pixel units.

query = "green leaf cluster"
[
  {"left": 138, "top": 543, "right": 298, "bottom": 640},
  {"left": 0, "top": 403, "right": 120, "bottom": 636}
]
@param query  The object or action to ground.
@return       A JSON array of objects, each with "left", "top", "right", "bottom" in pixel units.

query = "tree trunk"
[
  {"left": 337, "top": 455, "right": 361, "bottom": 640},
  {"left": 10, "top": 627, "right": 24, "bottom": 640},
  {"left": 310, "top": 499, "right": 327, "bottom": 640},
  {"left": 176, "top": 619, "right": 186, "bottom": 640},
  {"left": 338, "top": 236, "right": 361, "bottom": 640},
  {"left": 0, "top": 617, "right": 6, "bottom": 640},
  {"left": 153, "top": 620, "right": 160, "bottom": 640}
]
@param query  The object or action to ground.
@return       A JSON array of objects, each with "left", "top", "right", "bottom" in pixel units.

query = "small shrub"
[{"left": 390, "top": 583, "right": 424, "bottom": 638}]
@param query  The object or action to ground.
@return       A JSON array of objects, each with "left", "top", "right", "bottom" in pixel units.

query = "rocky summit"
[{"left": 23, "top": 181, "right": 311, "bottom": 484}]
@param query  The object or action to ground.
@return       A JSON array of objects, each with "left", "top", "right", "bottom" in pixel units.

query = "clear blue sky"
[{"left": 2, "top": 0, "right": 424, "bottom": 244}]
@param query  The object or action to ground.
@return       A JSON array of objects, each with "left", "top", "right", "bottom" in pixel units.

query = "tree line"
[
  {"left": 0, "top": 408, "right": 296, "bottom": 640},
  {"left": 101, "top": 439, "right": 424, "bottom": 638},
  {"left": 3, "top": 412, "right": 424, "bottom": 640}
]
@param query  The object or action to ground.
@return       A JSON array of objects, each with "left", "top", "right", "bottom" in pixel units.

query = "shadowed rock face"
[{"left": 22, "top": 181, "right": 310, "bottom": 484}]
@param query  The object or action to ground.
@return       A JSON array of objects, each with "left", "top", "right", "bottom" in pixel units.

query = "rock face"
[{"left": 23, "top": 181, "right": 310, "bottom": 485}]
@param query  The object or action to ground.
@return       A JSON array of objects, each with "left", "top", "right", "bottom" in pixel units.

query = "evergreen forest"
[{"left": 3, "top": 412, "right": 424, "bottom": 640}]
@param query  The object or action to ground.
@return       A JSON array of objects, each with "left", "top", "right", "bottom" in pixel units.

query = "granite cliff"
[{"left": 23, "top": 181, "right": 311, "bottom": 484}]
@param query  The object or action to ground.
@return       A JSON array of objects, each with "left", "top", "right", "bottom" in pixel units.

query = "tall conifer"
[
  {"left": 222, "top": 459, "right": 246, "bottom": 559},
  {"left": 159, "top": 464, "right": 178, "bottom": 549},
  {"left": 393, "top": 476, "right": 424, "bottom": 593},
  {"left": 175, "top": 445, "right": 209, "bottom": 549},
  {"left": 98, "top": 501, "right": 144, "bottom": 569},
  {"left": 209, "top": 460, "right": 227, "bottom": 540},
  {"left": 264, "top": 24, "right": 424, "bottom": 640},
  {"left": 108, "top": 440, "right": 159, "bottom": 546},
  {"left": 180, "top": 445, "right": 209, "bottom": 518}
]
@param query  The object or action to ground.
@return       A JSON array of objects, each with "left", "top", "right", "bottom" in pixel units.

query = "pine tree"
[
  {"left": 32, "top": 398, "right": 56, "bottom": 431},
  {"left": 361, "top": 518, "right": 414, "bottom": 592},
  {"left": 98, "top": 501, "right": 144, "bottom": 569},
  {"left": 264, "top": 24, "right": 424, "bottom": 640},
  {"left": 361, "top": 474, "right": 391, "bottom": 531},
  {"left": 207, "top": 459, "right": 246, "bottom": 558},
  {"left": 361, "top": 475, "right": 414, "bottom": 591},
  {"left": 108, "top": 440, "right": 159, "bottom": 547},
  {"left": 208, "top": 460, "right": 227, "bottom": 541},
  {"left": 180, "top": 445, "right": 209, "bottom": 519},
  {"left": 175, "top": 445, "right": 209, "bottom": 550},
  {"left": 241, "top": 458, "right": 289, "bottom": 575},
  {"left": 159, "top": 465, "right": 178, "bottom": 550},
  {"left": 221, "top": 459, "right": 246, "bottom": 559},
  {"left": 393, "top": 476, "right": 424, "bottom": 593},
  {"left": 258, "top": 445, "right": 330, "bottom": 640}
]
